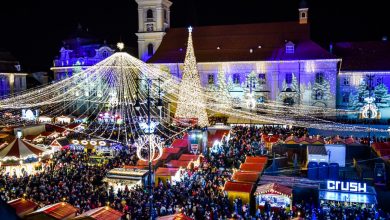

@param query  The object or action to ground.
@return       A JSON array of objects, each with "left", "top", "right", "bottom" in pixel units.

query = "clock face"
[{"left": 147, "top": 24, "right": 153, "bottom": 32}]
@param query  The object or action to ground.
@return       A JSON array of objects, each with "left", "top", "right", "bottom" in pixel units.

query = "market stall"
[
  {"left": 38, "top": 116, "right": 53, "bottom": 123},
  {"left": 103, "top": 168, "right": 149, "bottom": 193},
  {"left": 178, "top": 154, "right": 202, "bottom": 168},
  {"left": 7, "top": 198, "right": 38, "bottom": 218},
  {"left": 223, "top": 181, "right": 254, "bottom": 205},
  {"left": 239, "top": 162, "right": 266, "bottom": 173},
  {"left": 24, "top": 202, "right": 78, "bottom": 220},
  {"left": 232, "top": 171, "right": 260, "bottom": 183},
  {"left": 154, "top": 167, "right": 183, "bottom": 186},
  {"left": 255, "top": 183, "right": 292, "bottom": 211},
  {"left": 245, "top": 156, "right": 268, "bottom": 164},
  {"left": 55, "top": 115, "right": 74, "bottom": 124},
  {"left": 0, "top": 138, "right": 52, "bottom": 177},
  {"left": 166, "top": 160, "right": 193, "bottom": 169}
]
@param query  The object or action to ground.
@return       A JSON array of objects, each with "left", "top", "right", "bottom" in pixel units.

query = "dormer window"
[{"left": 285, "top": 41, "right": 295, "bottom": 54}]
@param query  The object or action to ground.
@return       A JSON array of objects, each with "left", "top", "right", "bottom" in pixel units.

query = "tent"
[
  {"left": 0, "top": 138, "right": 51, "bottom": 176},
  {"left": 72, "top": 206, "right": 123, "bottom": 220},
  {"left": 7, "top": 198, "right": 38, "bottom": 218},
  {"left": 24, "top": 202, "right": 78, "bottom": 220},
  {"left": 255, "top": 183, "right": 292, "bottom": 210},
  {"left": 223, "top": 181, "right": 254, "bottom": 205}
]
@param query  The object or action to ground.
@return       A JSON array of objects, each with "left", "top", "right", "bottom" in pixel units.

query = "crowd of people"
[{"left": 1, "top": 125, "right": 389, "bottom": 219}]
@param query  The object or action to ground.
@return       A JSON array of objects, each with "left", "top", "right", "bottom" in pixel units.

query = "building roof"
[
  {"left": 255, "top": 183, "right": 292, "bottom": 197},
  {"left": 26, "top": 202, "right": 78, "bottom": 220},
  {"left": 334, "top": 41, "right": 390, "bottom": 71},
  {"left": 0, "top": 49, "right": 21, "bottom": 73},
  {"left": 148, "top": 22, "right": 335, "bottom": 63},
  {"left": 7, "top": 198, "right": 38, "bottom": 216},
  {"left": 232, "top": 171, "right": 260, "bottom": 183},
  {"left": 307, "top": 145, "right": 327, "bottom": 155},
  {"left": 72, "top": 206, "right": 123, "bottom": 220},
  {"left": 224, "top": 181, "right": 253, "bottom": 193}
]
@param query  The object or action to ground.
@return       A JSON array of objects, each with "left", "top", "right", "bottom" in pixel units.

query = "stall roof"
[
  {"left": 239, "top": 163, "right": 266, "bottom": 173},
  {"left": 232, "top": 171, "right": 260, "bottom": 183},
  {"left": 255, "top": 183, "right": 292, "bottom": 197},
  {"left": 178, "top": 154, "right": 200, "bottom": 161},
  {"left": 307, "top": 145, "right": 327, "bottom": 155},
  {"left": 163, "top": 147, "right": 181, "bottom": 154},
  {"left": 157, "top": 213, "right": 193, "bottom": 220},
  {"left": 155, "top": 167, "right": 180, "bottom": 176},
  {"left": 171, "top": 139, "right": 188, "bottom": 148},
  {"left": 26, "top": 202, "right": 78, "bottom": 220},
  {"left": 72, "top": 206, "right": 123, "bottom": 220},
  {"left": 245, "top": 156, "right": 268, "bottom": 164},
  {"left": 166, "top": 160, "right": 192, "bottom": 168},
  {"left": 224, "top": 181, "right": 253, "bottom": 193},
  {"left": 7, "top": 198, "right": 38, "bottom": 216}
]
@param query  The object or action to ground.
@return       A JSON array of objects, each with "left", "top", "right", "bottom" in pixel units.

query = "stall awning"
[
  {"left": 178, "top": 154, "right": 200, "bottom": 161},
  {"left": 73, "top": 206, "right": 123, "bottom": 220},
  {"left": 155, "top": 167, "right": 180, "bottom": 176},
  {"left": 255, "top": 183, "right": 292, "bottom": 197},
  {"left": 166, "top": 160, "right": 192, "bottom": 168},
  {"left": 7, "top": 198, "right": 38, "bottom": 216},
  {"left": 232, "top": 171, "right": 260, "bottom": 183},
  {"left": 171, "top": 139, "right": 188, "bottom": 148},
  {"left": 239, "top": 163, "right": 266, "bottom": 173},
  {"left": 245, "top": 156, "right": 268, "bottom": 164},
  {"left": 319, "top": 190, "right": 377, "bottom": 204},
  {"left": 224, "top": 181, "right": 253, "bottom": 193},
  {"left": 26, "top": 202, "right": 78, "bottom": 220}
]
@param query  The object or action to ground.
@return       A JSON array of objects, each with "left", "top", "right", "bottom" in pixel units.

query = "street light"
[{"left": 134, "top": 78, "right": 163, "bottom": 220}]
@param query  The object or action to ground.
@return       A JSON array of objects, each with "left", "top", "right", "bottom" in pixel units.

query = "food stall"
[
  {"left": 223, "top": 181, "right": 254, "bottom": 205},
  {"left": 103, "top": 168, "right": 149, "bottom": 193},
  {"left": 255, "top": 183, "right": 292, "bottom": 211}
]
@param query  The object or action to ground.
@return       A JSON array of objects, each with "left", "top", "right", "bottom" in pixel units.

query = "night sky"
[{"left": 0, "top": 0, "right": 388, "bottom": 72}]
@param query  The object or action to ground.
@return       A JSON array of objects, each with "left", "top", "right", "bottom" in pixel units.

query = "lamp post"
[{"left": 134, "top": 78, "right": 163, "bottom": 220}]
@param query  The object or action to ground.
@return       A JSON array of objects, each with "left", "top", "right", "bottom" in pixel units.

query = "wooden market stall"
[
  {"left": 7, "top": 198, "right": 38, "bottom": 218},
  {"left": 154, "top": 167, "right": 183, "bottom": 186},
  {"left": 223, "top": 181, "right": 254, "bottom": 205},
  {"left": 239, "top": 163, "right": 266, "bottom": 173},
  {"left": 71, "top": 206, "right": 123, "bottom": 220},
  {"left": 232, "top": 171, "right": 260, "bottom": 184},
  {"left": 24, "top": 202, "right": 78, "bottom": 220},
  {"left": 255, "top": 183, "right": 292, "bottom": 211}
]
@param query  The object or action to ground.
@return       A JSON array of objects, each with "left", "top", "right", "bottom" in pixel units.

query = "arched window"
[
  {"left": 148, "top": 44, "right": 154, "bottom": 56},
  {"left": 102, "top": 51, "right": 108, "bottom": 58},
  {"left": 147, "top": 9, "right": 153, "bottom": 21},
  {"left": 301, "top": 12, "right": 306, "bottom": 18}
]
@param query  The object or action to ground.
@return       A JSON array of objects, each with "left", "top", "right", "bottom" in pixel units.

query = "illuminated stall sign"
[{"left": 326, "top": 180, "right": 367, "bottom": 193}]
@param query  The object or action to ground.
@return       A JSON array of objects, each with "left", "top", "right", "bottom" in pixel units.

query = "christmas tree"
[
  {"left": 175, "top": 27, "right": 209, "bottom": 127},
  {"left": 216, "top": 67, "right": 232, "bottom": 108},
  {"left": 374, "top": 83, "right": 390, "bottom": 108},
  {"left": 311, "top": 78, "right": 332, "bottom": 104}
]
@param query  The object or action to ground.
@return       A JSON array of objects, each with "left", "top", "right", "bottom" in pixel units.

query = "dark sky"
[{"left": 0, "top": 0, "right": 388, "bottom": 72}]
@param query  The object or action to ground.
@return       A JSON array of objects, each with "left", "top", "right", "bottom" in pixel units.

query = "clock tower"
[{"left": 135, "top": 0, "right": 172, "bottom": 61}]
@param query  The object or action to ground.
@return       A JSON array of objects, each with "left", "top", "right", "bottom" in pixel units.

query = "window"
[
  {"left": 342, "top": 92, "right": 350, "bottom": 103},
  {"left": 285, "top": 41, "right": 295, "bottom": 54},
  {"left": 302, "top": 12, "right": 306, "bottom": 18},
  {"left": 343, "top": 77, "right": 350, "bottom": 86},
  {"left": 315, "top": 72, "right": 324, "bottom": 84},
  {"left": 102, "top": 51, "right": 109, "bottom": 58},
  {"left": 208, "top": 74, "right": 215, "bottom": 84},
  {"left": 147, "top": 9, "right": 153, "bottom": 21},
  {"left": 164, "top": 10, "right": 168, "bottom": 23},
  {"left": 258, "top": 74, "right": 266, "bottom": 84},
  {"left": 147, "top": 44, "right": 154, "bottom": 56},
  {"left": 376, "top": 77, "right": 383, "bottom": 86},
  {"left": 285, "top": 73, "right": 292, "bottom": 84},
  {"left": 233, "top": 74, "right": 240, "bottom": 84}
]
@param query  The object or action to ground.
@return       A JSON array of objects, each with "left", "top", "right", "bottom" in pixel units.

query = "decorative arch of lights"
[{"left": 0, "top": 52, "right": 386, "bottom": 145}]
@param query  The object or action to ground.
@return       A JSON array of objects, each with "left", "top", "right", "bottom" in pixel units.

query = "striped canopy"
[{"left": 0, "top": 138, "right": 48, "bottom": 161}]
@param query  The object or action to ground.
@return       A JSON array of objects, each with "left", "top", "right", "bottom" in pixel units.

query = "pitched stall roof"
[
  {"left": 7, "top": 198, "right": 38, "bottom": 216},
  {"left": 232, "top": 171, "right": 260, "bottom": 183},
  {"left": 334, "top": 41, "right": 390, "bottom": 71},
  {"left": 155, "top": 167, "right": 180, "bottom": 176},
  {"left": 72, "top": 206, "right": 123, "bottom": 220},
  {"left": 255, "top": 183, "right": 292, "bottom": 197},
  {"left": 178, "top": 154, "right": 200, "bottom": 161},
  {"left": 25, "top": 202, "right": 78, "bottom": 220},
  {"left": 148, "top": 22, "right": 335, "bottom": 63},
  {"left": 224, "top": 181, "right": 254, "bottom": 193},
  {"left": 245, "top": 156, "right": 268, "bottom": 164},
  {"left": 166, "top": 160, "right": 192, "bottom": 168},
  {"left": 239, "top": 163, "right": 266, "bottom": 173},
  {"left": 171, "top": 139, "right": 188, "bottom": 148}
]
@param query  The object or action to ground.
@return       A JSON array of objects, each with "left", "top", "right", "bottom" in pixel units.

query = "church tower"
[
  {"left": 135, "top": 0, "right": 172, "bottom": 61},
  {"left": 299, "top": 0, "right": 309, "bottom": 24}
]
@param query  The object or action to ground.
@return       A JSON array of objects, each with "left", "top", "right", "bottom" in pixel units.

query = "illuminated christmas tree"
[
  {"left": 175, "top": 27, "right": 209, "bottom": 127},
  {"left": 216, "top": 67, "right": 232, "bottom": 108}
]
